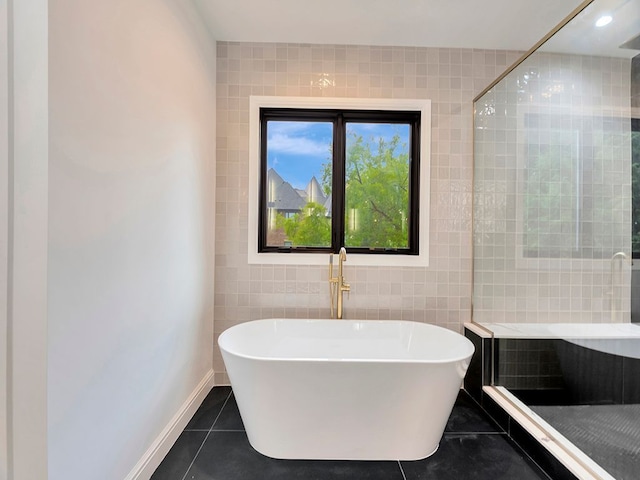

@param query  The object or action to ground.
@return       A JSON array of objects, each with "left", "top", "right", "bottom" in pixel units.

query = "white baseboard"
[{"left": 124, "top": 369, "right": 215, "bottom": 480}]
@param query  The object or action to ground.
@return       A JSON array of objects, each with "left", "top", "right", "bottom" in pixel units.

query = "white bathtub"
[{"left": 218, "top": 318, "right": 475, "bottom": 461}]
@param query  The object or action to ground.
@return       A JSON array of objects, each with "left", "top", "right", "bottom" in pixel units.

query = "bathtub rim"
[{"left": 218, "top": 318, "right": 475, "bottom": 365}]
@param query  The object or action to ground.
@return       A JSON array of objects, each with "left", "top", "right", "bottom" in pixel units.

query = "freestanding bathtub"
[{"left": 218, "top": 318, "right": 475, "bottom": 461}]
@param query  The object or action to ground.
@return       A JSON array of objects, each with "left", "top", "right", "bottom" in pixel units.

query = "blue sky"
[
  {"left": 267, "top": 121, "right": 332, "bottom": 190},
  {"left": 266, "top": 121, "right": 410, "bottom": 190}
]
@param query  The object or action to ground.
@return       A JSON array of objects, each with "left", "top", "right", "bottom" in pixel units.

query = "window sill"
[{"left": 248, "top": 251, "right": 429, "bottom": 267}]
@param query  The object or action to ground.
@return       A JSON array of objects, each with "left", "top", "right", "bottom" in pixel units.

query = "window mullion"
[{"left": 332, "top": 114, "right": 346, "bottom": 253}]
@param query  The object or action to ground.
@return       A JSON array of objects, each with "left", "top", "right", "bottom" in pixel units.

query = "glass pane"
[
  {"left": 264, "top": 120, "right": 333, "bottom": 248},
  {"left": 473, "top": 0, "right": 639, "bottom": 478},
  {"left": 344, "top": 123, "right": 411, "bottom": 249},
  {"left": 523, "top": 114, "right": 630, "bottom": 259},
  {"left": 523, "top": 119, "right": 579, "bottom": 258}
]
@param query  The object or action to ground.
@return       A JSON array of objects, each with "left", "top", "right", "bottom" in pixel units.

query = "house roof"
[
  {"left": 266, "top": 168, "right": 306, "bottom": 211},
  {"left": 305, "top": 176, "right": 326, "bottom": 206},
  {"left": 267, "top": 169, "right": 332, "bottom": 217}
]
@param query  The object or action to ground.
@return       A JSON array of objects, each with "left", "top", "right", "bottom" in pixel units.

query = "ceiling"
[
  {"left": 541, "top": 0, "right": 640, "bottom": 58},
  {"left": 194, "top": 0, "right": 586, "bottom": 51}
]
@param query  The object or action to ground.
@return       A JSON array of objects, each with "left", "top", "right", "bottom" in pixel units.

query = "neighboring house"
[
  {"left": 266, "top": 168, "right": 306, "bottom": 217},
  {"left": 322, "top": 192, "right": 332, "bottom": 217}
]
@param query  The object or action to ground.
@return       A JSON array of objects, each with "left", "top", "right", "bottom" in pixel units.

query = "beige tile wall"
[{"left": 214, "top": 42, "right": 521, "bottom": 381}]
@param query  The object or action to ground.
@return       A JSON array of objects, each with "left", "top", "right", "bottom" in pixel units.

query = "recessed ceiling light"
[{"left": 595, "top": 15, "right": 612, "bottom": 27}]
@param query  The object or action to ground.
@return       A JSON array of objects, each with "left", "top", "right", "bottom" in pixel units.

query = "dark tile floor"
[{"left": 151, "top": 387, "right": 551, "bottom": 480}]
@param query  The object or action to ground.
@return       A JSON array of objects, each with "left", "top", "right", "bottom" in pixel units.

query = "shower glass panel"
[{"left": 473, "top": 0, "right": 640, "bottom": 478}]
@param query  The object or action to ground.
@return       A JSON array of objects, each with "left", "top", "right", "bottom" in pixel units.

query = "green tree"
[
  {"left": 632, "top": 130, "right": 640, "bottom": 253},
  {"left": 276, "top": 201, "right": 331, "bottom": 247},
  {"left": 523, "top": 138, "right": 577, "bottom": 255},
  {"left": 342, "top": 132, "right": 410, "bottom": 248},
  {"left": 525, "top": 125, "right": 632, "bottom": 258}
]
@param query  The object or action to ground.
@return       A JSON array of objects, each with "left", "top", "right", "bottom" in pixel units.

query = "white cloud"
[
  {"left": 268, "top": 121, "right": 318, "bottom": 136},
  {"left": 267, "top": 133, "right": 330, "bottom": 158},
  {"left": 267, "top": 121, "right": 333, "bottom": 158}
]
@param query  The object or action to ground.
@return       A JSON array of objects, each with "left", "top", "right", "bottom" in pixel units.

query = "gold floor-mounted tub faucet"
[{"left": 329, "top": 247, "right": 350, "bottom": 319}]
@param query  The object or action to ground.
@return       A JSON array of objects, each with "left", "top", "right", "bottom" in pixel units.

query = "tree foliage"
[
  {"left": 523, "top": 141, "right": 577, "bottom": 254},
  {"left": 632, "top": 130, "right": 640, "bottom": 253},
  {"left": 279, "top": 131, "right": 410, "bottom": 248},
  {"left": 525, "top": 126, "right": 633, "bottom": 258},
  {"left": 342, "top": 132, "right": 409, "bottom": 248},
  {"left": 276, "top": 201, "right": 331, "bottom": 247}
]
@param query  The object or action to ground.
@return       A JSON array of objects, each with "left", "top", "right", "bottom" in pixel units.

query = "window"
[
  {"left": 248, "top": 97, "right": 431, "bottom": 266},
  {"left": 259, "top": 109, "right": 420, "bottom": 255}
]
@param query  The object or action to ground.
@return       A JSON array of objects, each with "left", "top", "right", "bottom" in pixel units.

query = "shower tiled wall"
[
  {"left": 496, "top": 339, "right": 564, "bottom": 391},
  {"left": 215, "top": 42, "right": 521, "bottom": 381},
  {"left": 474, "top": 52, "right": 632, "bottom": 324}
]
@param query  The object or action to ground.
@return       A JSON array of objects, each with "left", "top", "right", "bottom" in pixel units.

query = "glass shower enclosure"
[{"left": 472, "top": 0, "right": 640, "bottom": 478}]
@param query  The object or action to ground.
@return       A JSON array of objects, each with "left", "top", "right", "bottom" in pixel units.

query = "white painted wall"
[
  {"left": 48, "top": 0, "right": 216, "bottom": 479},
  {"left": 0, "top": 1, "right": 9, "bottom": 477},
  {"left": 6, "top": 0, "right": 49, "bottom": 478}
]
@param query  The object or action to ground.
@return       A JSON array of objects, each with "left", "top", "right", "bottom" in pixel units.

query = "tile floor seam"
[
  {"left": 208, "top": 390, "right": 234, "bottom": 432},
  {"left": 397, "top": 460, "right": 408, "bottom": 480},
  {"left": 178, "top": 430, "right": 212, "bottom": 480},
  {"left": 178, "top": 390, "right": 234, "bottom": 480}
]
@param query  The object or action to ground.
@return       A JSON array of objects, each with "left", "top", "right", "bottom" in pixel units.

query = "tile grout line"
[
  {"left": 208, "top": 389, "right": 234, "bottom": 432},
  {"left": 179, "top": 389, "right": 234, "bottom": 480},
  {"left": 177, "top": 432, "right": 211, "bottom": 480}
]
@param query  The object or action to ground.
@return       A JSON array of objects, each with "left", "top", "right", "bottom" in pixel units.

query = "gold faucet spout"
[
  {"left": 337, "top": 247, "right": 349, "bottom": 319},
  {"left": 338, "top": 247, "right": 346, "bottom": 280},
  {"left": 328, "top": 247, "right": 350, "bottom": 319}
]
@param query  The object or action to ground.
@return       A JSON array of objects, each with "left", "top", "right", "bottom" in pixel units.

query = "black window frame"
[
  {"left": 632, "top": 118, "right": 640, "bottom": 259},
  {"left": 258, "top": 107, "right": 421, "bottom": 255}
]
